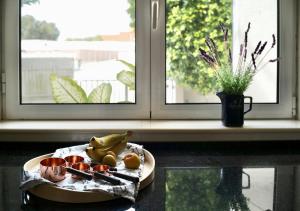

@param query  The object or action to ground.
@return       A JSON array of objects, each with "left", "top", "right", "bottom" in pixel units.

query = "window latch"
[
  {"left": 292, "top": 96, "right": 297, "bottom": 118},
  {"left": 1, "top": 73, "right": 5, "bottom": 94},
  {"left": 152, "top": 0, "right": 159, "bottom": 30}
]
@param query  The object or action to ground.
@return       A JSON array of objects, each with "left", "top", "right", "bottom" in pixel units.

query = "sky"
[{"left": 22, "top": 0, "right": 132, "bottom": 40}]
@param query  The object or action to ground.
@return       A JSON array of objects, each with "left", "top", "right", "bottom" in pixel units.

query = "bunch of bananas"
[{"left": 85, "top": 131, "right": 132, "bottom": 163}]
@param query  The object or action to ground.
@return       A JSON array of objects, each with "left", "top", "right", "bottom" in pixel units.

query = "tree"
[
  {"left": 166, "top": 0, "right": 232, "bottom": 95},
  {"left": 66, "top": 35, "right": 103, "bottom": 41},
  {"left": 21, "top": 15, "right": 60, "bottom": 40},
  {"left": 127, "top": 0, "right": 135, "bottom": 29},
  {"left": 166, "top": 169, "right": 229, "bottom": 211},
  {"left": 22, "top": 0, "right": 39, "bottom": 6},
  {"left": 166, "top": 168, "right": 250, "bottom": 211}
]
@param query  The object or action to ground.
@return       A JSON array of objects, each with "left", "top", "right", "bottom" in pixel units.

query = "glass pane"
[
  {"left": 166, "top": 0, "right": 277, "bottom": 104},
  {"left": 21, "top": 0, "right": 135, "bottom": 104}
]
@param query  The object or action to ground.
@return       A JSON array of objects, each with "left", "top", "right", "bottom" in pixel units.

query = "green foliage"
[
  {"left": 118, "top": 60, "right": 135, "bottom": 72},
  {"left": 66, "top": 35, "right": 103, "bottom": 41},
  {"left": 88, "top": 83, "right": 112, "bottom": 103},
  {"left": 21, "top": 15, "right": 60, "bottom": 40},
  {"left": 199, "top": 23, "right": 277, "bottom": 95},
  {"left": 21, "top": 0, "right": 39, "bottom": 6},
  {"left": 127, "top": 0, "right": 135, "bottom": 29},
  {"left": 165, "top": 168, "right": 250, "bottom": 211},
  {"left": 117, "top": 71, "right": 135, "bottom": 90},
  {"left": 50, "top": 59, "right": 136, "bottom": 103},
  {"left": 217, "top": 66, "right": 253, "bottom": 95},
  {"left": 50, "top": 74, "right": 88, "bottom": 103},
  {"left": 116, "top": 60, "right": 135, "bottom": 90},
  {"left": 50, "top": 73, "right": 112, "bottom": 103},
  {"left": 166, "top": 169, "right": 228, "bottom": 211},
  {"left": 166, "top": 0, "right": 232, "bottom": 95}
]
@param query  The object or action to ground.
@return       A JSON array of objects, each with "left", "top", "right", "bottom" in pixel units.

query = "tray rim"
[{"left": 23, "top": 148, "right": 155, "bottom": 202}]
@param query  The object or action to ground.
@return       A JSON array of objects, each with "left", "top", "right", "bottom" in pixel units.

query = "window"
[
  {"left": 21, "top": 0, "right": 136, "bottom": 104},
  {"left": 151, "top": 0, "right": 295, "bottom": 119},
  {"left": 3, "top": 0, "right": 150, "bottom": 119},
  {"left": 2, "top": 0, "right": 297, "bottom": 119},
  {"left": 165, "top": 0, "right": 278, "bottom": 104}
]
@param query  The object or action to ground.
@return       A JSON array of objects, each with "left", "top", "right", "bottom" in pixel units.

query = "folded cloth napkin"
[{"left": 20, "top": 143, "right": 144, "bottom": 202}]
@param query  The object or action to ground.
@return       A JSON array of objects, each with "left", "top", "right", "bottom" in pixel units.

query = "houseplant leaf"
[
  {"left": 50, "top": 73, "right": 88, "bottom": 103},
  {"left": 116, "top": 70, "right": 135, "bottom": 90},
  {"left": 88, "top": 83, "right": 112, "bottom": 103},
  {"left": 118, "top": 59, "right": 135, "bottom": 72}
]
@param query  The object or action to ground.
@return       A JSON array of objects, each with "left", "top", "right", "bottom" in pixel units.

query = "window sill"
[{"left": 0, "top": 120, "right": 299, "bottom": 142}]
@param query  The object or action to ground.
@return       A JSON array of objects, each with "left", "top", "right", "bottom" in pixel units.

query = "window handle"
[{"left": 152, "top": 0, "right": 159, "bottom": 30}]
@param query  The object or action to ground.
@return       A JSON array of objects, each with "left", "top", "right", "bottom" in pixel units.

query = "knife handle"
[
  {"left": 93, "top": 172, "right": 121, "bottom": 185},
  {"left": 108, "top": 171, "right": 139, "bottom": 183},
  {"left": 65, "top": 167, "right": 93, "bottom": 180}
]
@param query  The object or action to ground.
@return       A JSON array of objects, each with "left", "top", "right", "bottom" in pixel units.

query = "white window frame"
[
  {"left": 2, "top": 0, "right": 151, "bottom": 119},
  {"left": 1, "top": 0, "right": 298, "bottom": 120},
  {"left": 151, "top": 0, "right": 296, "bottom": 119}
]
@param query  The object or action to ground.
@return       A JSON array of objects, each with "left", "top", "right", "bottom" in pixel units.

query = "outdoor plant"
[
  {"left": 166, "top": 0, "right": 232, "bottom": 95},
  {"left": 50, "top": 73, "right": 112, "bottom": 103},
  {"left": 116, "top": 60, "right": 135, "bottom": 91},
  {"left": 199, "top": 23, "right": 279, "bottom": 95},
  {"left": 49, "top": 60, "right": 135, "bottom": 103}
]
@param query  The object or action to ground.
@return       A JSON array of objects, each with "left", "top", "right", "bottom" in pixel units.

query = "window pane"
[
  {"left": 21, "top": 0, "right": 135, "bottom": 104},
  {"left": 166, "top": 0, "right": 277, "bottom": 104},
  {"left": 233, "top": 0, "right": 278, "bottom": 103}
]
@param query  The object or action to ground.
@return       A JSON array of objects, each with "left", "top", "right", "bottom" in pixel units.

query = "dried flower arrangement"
[{"left": 199, "top": 23, "right": 279, "bottom": 95}]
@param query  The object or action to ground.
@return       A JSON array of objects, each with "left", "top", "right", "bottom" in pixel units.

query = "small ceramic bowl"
[
  {"left": 64, "top": 155, "right": 84, "bottom": 167},
  {"left": 71, "top": 162, "right": 91, "bottom": 179},
  {"left": 40, "top": 157, "right": 66, "bottom": 182}
]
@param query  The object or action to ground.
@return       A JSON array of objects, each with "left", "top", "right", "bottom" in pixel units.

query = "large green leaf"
[
  {"left": 116, "top": 70, "right": 135, "bottom": 90},
  {"left": 118, "top": 60, "right": 135, "bottom": 72},
  {"left": 50, "top": 73, "right": 88, "bottom": 103},
  {"left": 88, "top": 83, "right": 112, "bottom": 103}
]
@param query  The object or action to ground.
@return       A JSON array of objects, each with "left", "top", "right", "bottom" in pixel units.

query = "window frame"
[
  {"left": 2, "top": 0, "right": 151, "bottom": 119},
  {"left": 150, "top": 0, "right": 296, "bottom": 119},
  {"left": 1, "top": 0, "right": 298, "bottom": 120}
]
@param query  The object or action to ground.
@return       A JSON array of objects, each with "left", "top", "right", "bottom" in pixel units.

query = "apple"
[{"left": 123, "top": 153, "right": 140, "bottom": 169}]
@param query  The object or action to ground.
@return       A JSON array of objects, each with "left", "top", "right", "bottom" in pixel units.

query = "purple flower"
[
  {"left": 254, "top": 41, "right": 262, "bottom": 54},
  {"left": 199, "top": 48, "right": 207, "bottom": 55},
  {"left": 228, "top": 48, "right": 232, "bottom": 63},
  {"left": 199, "top": 48, "right": 215, "bottom": 65},
  {"left": 244, "top": 49, "right": 247, "bottom": 61},
  {"left": 219, "top": 23, "right": 225, "bottom": 32},
  {"left": 271, "top": 34, "right": 276, "bottom": 48},
  {"left": 205, "top": 36, "right": 217, "bottom": 52},
  {"left": 251, "top": 53, "right": 257, "bottom": 69},
  {"left": 239, "top": 44, "right": 244, "bottom": 56},
  {"left": 269, "top": 58, "right": 279, "bottom": 62},
  {"left": 258, "top": 41, "right": 268, "bottom": 55},
  {"left": 244, "top": 32, "right": 248, "bottom": 48},
  {"left": 246, "top": 22, "right": 251, "bottom": 33},
  {"left": 244, "top": 22, "right": 251, "bottom": 48},
  {"left": 224, "top": 29, "right": 228, "bottom": 42}
]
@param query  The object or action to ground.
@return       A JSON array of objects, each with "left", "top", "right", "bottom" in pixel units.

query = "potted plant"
[{"left": 199, "top": 23, "right": 278, "bottom": 127}]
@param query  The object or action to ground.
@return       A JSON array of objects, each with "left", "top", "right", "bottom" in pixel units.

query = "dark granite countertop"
[{"left": 1, "top": 141, "right": 300, "bottom": 211}]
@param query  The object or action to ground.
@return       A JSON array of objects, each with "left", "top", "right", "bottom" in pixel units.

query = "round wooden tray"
[{"left": 23, "top": 149, "right": 155, "bottom": 203}]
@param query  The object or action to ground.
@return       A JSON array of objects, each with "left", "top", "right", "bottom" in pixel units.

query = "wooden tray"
[{"left": 23, "top": 149, "right": 155, "bottom": 203}]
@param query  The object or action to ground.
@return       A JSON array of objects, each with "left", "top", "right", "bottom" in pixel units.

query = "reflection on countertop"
[{"left": 1, "top": 141, "right": 300, "bottom": 211}]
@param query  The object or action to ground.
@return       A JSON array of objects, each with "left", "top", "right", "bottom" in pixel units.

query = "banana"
[
  {"left": 89, "top": 131, "right": 132, "bottom": 148},
  {"left": 90, "top": 138, "right": 128, "bottom": 155},
  {"left": 85, "top": 147, "right": 107, "bottom": 162},
  {"left": 86, "top": 131, "right": 133, "bottom": 161},
  {"left": 108, "top": 139, "right": 128, "bottom": 155}
]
